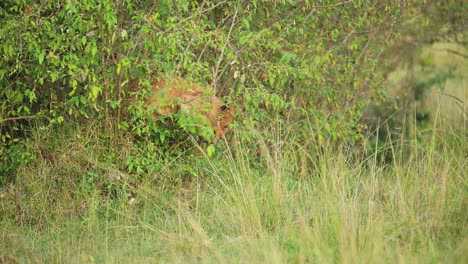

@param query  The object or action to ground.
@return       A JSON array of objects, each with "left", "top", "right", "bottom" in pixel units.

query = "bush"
[{"left": 1, "top": 1, "right": 442, "bottom": 180}]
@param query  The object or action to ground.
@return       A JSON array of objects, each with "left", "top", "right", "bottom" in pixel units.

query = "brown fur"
[{"left": 145, "top": 76, "right": 233, "bottom": 141}]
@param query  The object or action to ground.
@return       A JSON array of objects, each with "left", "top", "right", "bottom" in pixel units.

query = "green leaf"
[
  {"left": 242, "top": 18, "right": 250, "bottom": 29},
  {"left": 38, "top": 52, "right": 45, "bottom": 65},
  {"left": 91, "top": 45, "right": 98, "bottom": 57},
  {"left": 207, "top": 144, "right": 215, "bottom": 157},
  {"left": 89, "top": 86, "right": 101, "bottom": 101}
]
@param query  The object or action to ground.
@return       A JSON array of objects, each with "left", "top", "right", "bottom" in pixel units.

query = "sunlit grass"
[{"left": 1, "top": 120, "right": 466, "bottom": 263}]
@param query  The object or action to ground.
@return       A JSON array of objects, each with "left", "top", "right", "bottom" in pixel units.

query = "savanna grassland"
[
  {"left": 1, "top": 1, "right": 466, "bottom": 263},
  {"left": 1, "top": 120, "right": 467, "bottom": 263}
]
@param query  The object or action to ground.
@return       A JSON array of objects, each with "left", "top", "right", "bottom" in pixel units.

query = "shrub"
[{"left": 2, "top": 1, "right": 454, "bottom": 180}]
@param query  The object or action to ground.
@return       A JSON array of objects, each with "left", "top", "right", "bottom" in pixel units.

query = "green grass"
[{"left": 1, "top": 120, "right": 466, "bottom": 263}]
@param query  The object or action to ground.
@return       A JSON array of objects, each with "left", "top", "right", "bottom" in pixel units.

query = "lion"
[{"left": 144, "top": 76, "right": 233, "bottom": 142}]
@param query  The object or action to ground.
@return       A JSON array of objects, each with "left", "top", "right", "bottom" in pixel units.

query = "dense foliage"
[{"left": 1, "top": 0, "right": 465, "bottom": 180}]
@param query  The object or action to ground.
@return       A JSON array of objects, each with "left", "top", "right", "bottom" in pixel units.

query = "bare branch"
[
  {"left": 0, "top": 115, "right": 38, "bottom": 123},
  {"left": 431, "top": 48, "right": 468, "bottom": 59}
]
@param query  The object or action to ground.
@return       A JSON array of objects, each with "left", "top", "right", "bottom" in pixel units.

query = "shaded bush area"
[{"left": 364, "top": 0, "right": 466, "bottom": 164}]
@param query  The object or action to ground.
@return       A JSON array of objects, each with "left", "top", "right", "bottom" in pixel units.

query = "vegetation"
[
  {"left": 1, "top": 0, "right": 466, "bottom": 263},
  {"left": 1, "top": 121, "right": 466, "bottom": 263}
]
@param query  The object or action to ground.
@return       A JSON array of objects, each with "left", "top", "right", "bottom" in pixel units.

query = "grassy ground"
[
  {"left": 1, "top": 42, "right": 466, "bottom": 264},
  {"left": 0, "top": 119, "right": 466, "bottom": 263}
]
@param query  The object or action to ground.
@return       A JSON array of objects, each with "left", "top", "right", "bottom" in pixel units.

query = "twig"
[
  {"left": 0, "top": 115, "right": 38, "bottom": 123},
  {"left": 431, "top": 48, "right": 468, "bottom": 59},
  {"left": 212, "top": 6, "right": 238, "bottom": 92}
]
